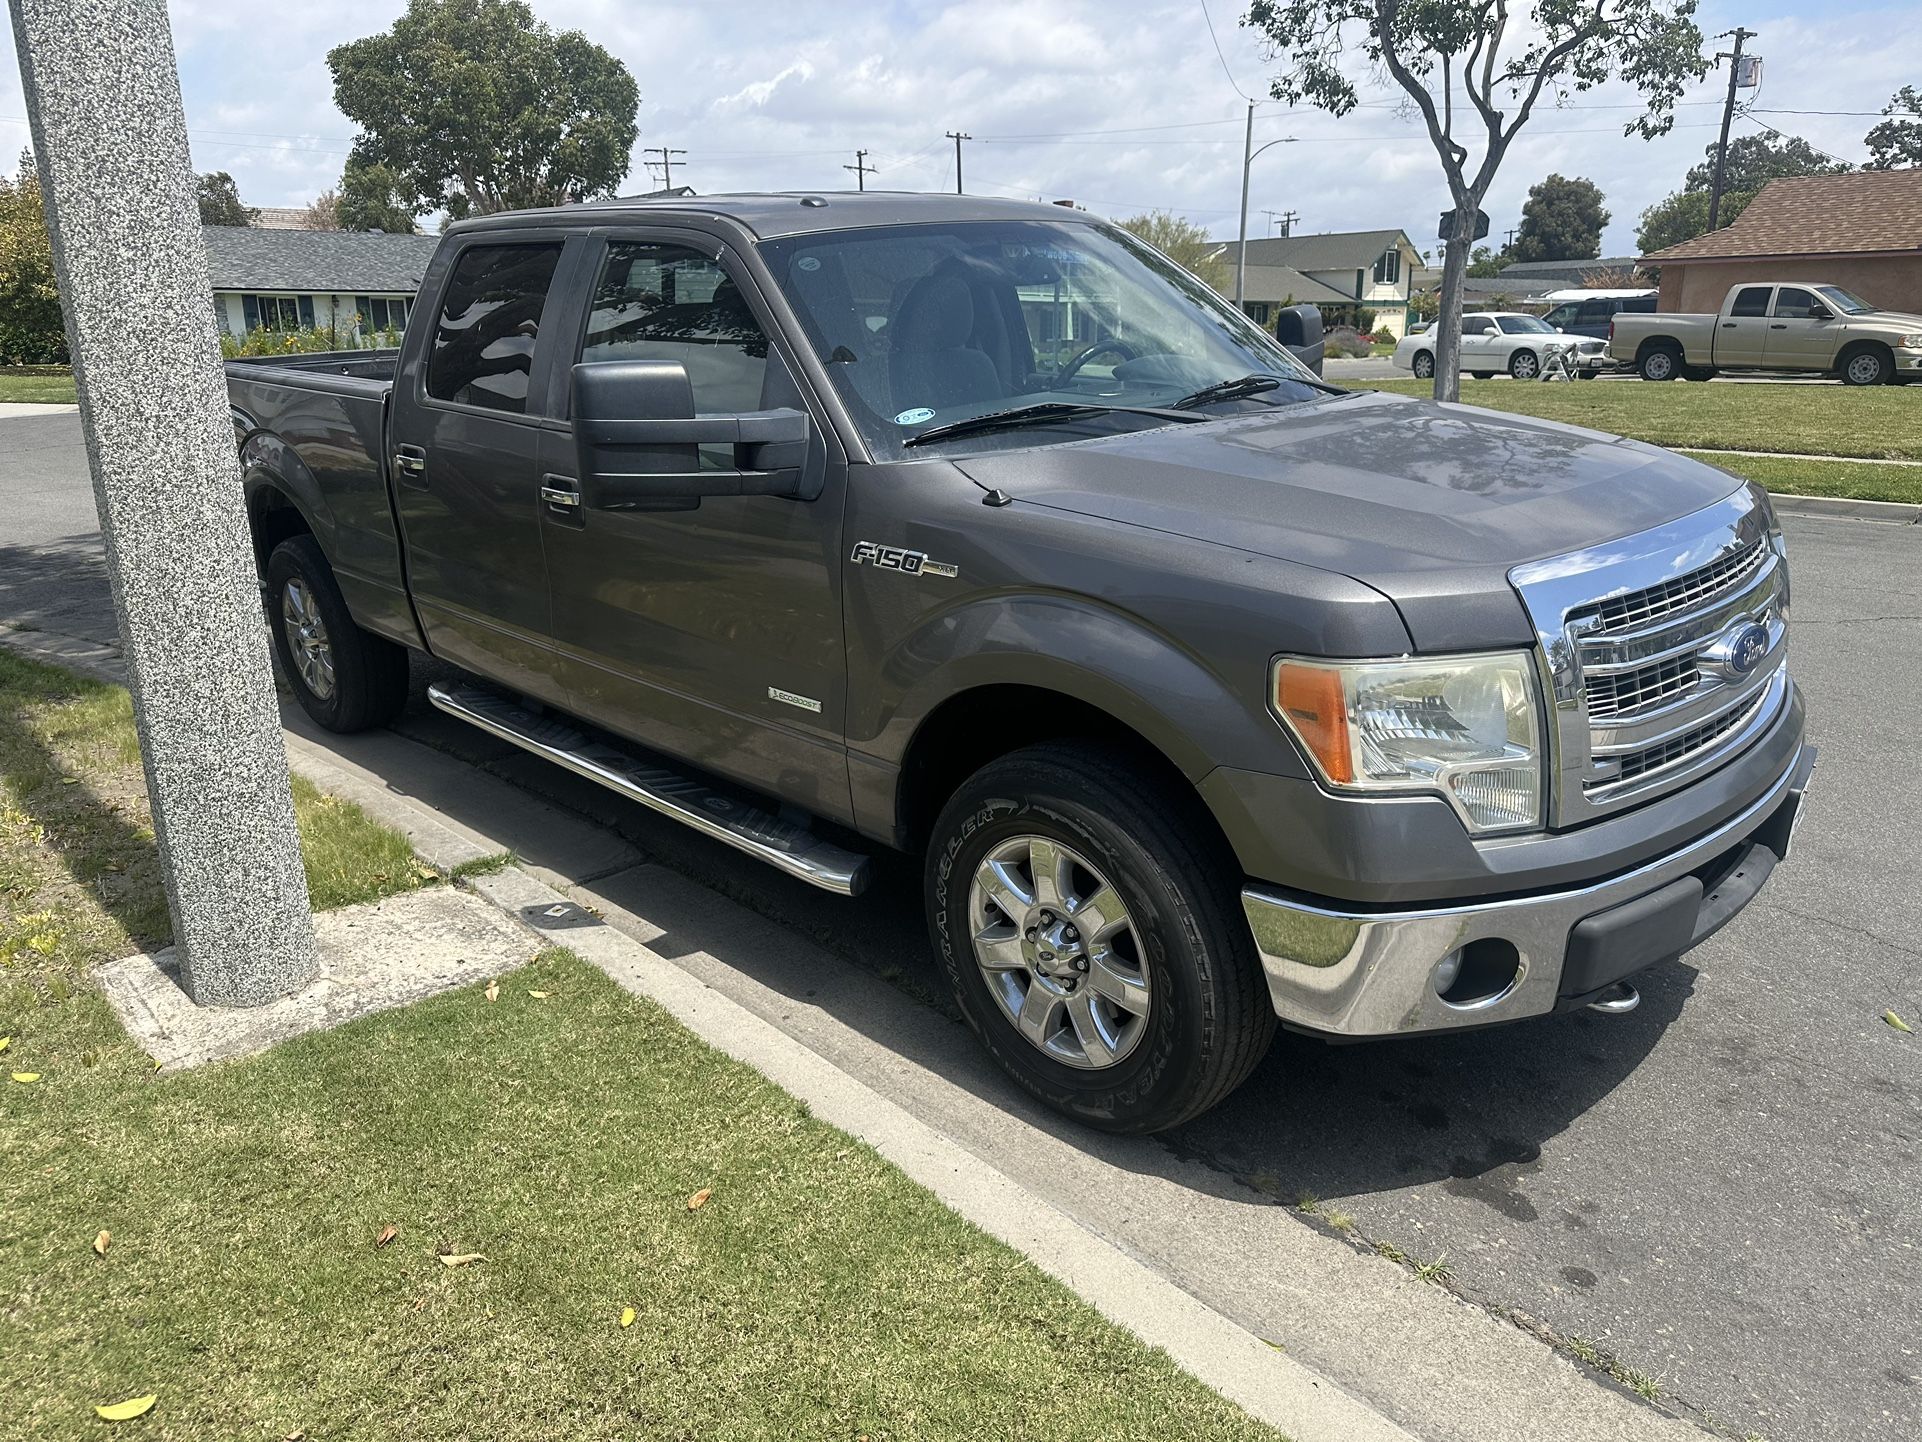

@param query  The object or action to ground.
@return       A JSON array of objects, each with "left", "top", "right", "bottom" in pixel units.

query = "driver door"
[
  {"left": 537, "top": 232, "right": 854, "bottom": 824},
  {"left": 1763, "top": 287, "right": 1833, "bottom": 369}
]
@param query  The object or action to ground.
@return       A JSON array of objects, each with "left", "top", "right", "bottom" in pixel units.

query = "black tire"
[
  {"left": 1411, "top": 351, "right": 1435, "bottom": 379},
  {"left": 1638, "top": 345, "right": 1682, "bottom": 382},
  {"left": 1838, "top": 344, "right": 1894, "bottom": 387},
  {"left": 925, "top": 743, "right": 1275, "bottom": 1133},
  {"left": 1470, "top": 371, "right": 1494, "bottom": 380},
  {"left": 1509, "top": 349, "right": 1540, "bottom": 380},
  {"left": 265, "top": 535, "right": 410, "bottom": 733},
  {"left": 1681, "top": 367, "right": 1715, "bottom": 382}
]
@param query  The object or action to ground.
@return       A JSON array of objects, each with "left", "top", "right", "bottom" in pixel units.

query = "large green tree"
[
  {"left": 1465, "top": 243, "right": 1511, "bottom": 277},
  {"left": 1512, "top": 173, "right": 1607, "bottom": 261},
  {"left": 1244, "top": 1, "right": 1706, "bottom": 402},
  {"left": 1636, "top": 132, "right": 1847, "bottom": 253},
  {"left": 336, "top": 159, "right": 422, "bottom": 234},
  {"left": 0, "top": 152, "right": 65, "bottom": 364},
  {"left": 1115, "top": 211, "right": 1229, "bottom": 291},
  {"left": 329, "top": 0, "right": 639, "bottom": 217},
  {"left": 1865, "top": 87, "right": 1922, "bottom": 169},
  {"left": 196, "top": 171, "right": 257, "bottom": 227}
]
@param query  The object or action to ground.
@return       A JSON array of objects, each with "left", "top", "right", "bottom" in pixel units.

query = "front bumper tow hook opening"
[{"left": 1588, "top": 981, "right": 1641, "bottom": 1016}]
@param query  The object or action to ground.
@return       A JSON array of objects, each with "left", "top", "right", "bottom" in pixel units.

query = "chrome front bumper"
[{"left": 1241, "top": 744, "right": 1814, "bottom": 1038}]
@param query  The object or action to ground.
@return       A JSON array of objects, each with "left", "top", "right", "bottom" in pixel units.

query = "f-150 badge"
[{"left": 850, "top": 541, "right": 958, "bottom": 579}]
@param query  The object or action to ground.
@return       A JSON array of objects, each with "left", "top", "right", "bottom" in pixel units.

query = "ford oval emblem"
[{"left": 1724, "top": 623, "right": 1771, "bottom": 676}]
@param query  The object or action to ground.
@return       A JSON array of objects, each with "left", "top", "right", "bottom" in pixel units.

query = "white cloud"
[{"left": 0, "top": 0, "right": 1910, "bottom": 259}]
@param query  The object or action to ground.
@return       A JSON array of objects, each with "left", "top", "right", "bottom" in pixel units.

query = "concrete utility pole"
[
  {"left": 843, "top": 149, "right": 877, "bottom": 191},
  {"left": 945, "top": 131, "right": 971, "bottom": 194},
  {"left": 9, "top": 0, "right": 316, "bottom": 1005},
  {"left": 1707, "top": 27, "right": 1760, "bottom": 232},
  {"left": 644, "top": 146, "right": 687, "bottom": 191}
]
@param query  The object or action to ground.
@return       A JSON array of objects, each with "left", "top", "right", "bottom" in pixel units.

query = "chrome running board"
[{"left": 427, "top": 680, "right": 871, "bottom": 897}]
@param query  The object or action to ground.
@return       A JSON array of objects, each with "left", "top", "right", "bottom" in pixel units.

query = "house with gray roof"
[
  {"left": 1220, "top": 228, "right": 1422, "bottom": 335},
  {"left": 202, "top": 225, "right": 440, "bottom": 342}
]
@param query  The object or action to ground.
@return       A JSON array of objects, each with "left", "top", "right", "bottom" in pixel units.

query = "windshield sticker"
[
  {"left": 894, "top": 407, "right": 936, "bottom": 426},
  {"left": 796, "top": 256, "right": 821, "bottom": 272}
]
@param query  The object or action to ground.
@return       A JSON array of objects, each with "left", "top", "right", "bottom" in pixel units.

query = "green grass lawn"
[
  {"left": 0, "top": 367, "right": 76, "bottom": 404},
  {"left": 0, "top": 650, "right": 1283, "bottom": 1441},
  {"left": 1677, "top": 451, "right": 1922, "bottom": 506},
  {"left": 1362, "top": 376, "right": 1922, "bottom": 462}
]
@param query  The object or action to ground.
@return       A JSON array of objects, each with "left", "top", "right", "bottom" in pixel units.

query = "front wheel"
[
  {"left": 926, "top": 743, "right": 1274, "bottom": 1133},
  {"left": 1840, "top": 345, "right": 1894, "bottom": 387},
  {"left": 266, "top": 535, "right": 410, "bottom": 733},
  {"left": 1411, "top": 351, "right": 1435, "bottom": 379}
]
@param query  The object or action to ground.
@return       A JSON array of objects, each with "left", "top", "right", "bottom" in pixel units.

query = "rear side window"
[
  {"left": 580, "top": 242, "right": 770, "bottom": 415},
  {"left": 1730, "top": 286, "right": 1772, "bottom": 318},
  {"left": 1577, "top": 300, "right": 1613, "bottom": 325},
  {"left": 426, "top": 243, "right": 564, "bottom": 414},
  {"left": 1623, "top": 296, "right": 1656, "bottom": 313}
]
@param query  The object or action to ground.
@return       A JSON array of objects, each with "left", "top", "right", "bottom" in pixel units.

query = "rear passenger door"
[
  {"left": 1715, "top": 285, "right": 1774, "bottom": 367},
  {"left": 538, "top": 232, "right": 853, "bottom": 823},
  {"left": 388, "top": 233, "right": 578, "bottom": 698},
  {"left": 1458, "top": 315, "right": 1497, "bottom": 369}
]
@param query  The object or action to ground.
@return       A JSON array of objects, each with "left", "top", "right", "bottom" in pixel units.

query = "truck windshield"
[
  {"left": 758, "top": 219, "right": 1330, "bottom": 459},
  {"left": 1815, "top": 285, "right": 1874, "bottom": 315}
]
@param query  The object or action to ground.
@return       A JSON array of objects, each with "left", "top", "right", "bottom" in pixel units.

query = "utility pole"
[
  {"left": 1707, "top": 27, "right": 1759, "bottom": 232},
  {"left": 843, "top": 149, "right": 877, "bottom": 191},
  {"left": 1503, "top": 226, "right": 1519, "bottom": 250},
  {"left": 1234, "top": 99, "right": 1297, "bottom": 309},
  {"left": 1278, "top": 209, "right": 1298, "bottom": 237},
  {"left": 643, "top": 146, "right": 687, "bottom": 192},
  {"left": 945, "top": 131, "right": 971, "bottom": 194}
]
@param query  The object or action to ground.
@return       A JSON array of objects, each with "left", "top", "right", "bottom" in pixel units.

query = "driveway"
[{"left": 7, "top": 407, "right": 1918, "bottom": 1442}]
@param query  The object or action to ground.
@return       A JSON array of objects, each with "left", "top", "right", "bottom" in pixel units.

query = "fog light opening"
[{"left": 1437, "top": 939, "right": 1523, "bottom": 1008}]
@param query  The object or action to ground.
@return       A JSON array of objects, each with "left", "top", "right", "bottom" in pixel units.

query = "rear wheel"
[
  {"left": 925, "top": 743, "right": 1274, "bottom": 1133},
  {"left": 1411, "top": 351, "right": 1435, "bottom": 379},
  {"left": 1638, "top": 345, "right": 1681, "bottom": 382},
  {"left": 1839, "top": 344, "right": 1894, "bottom": 387},
  {"left": 1470, "top": 371, "right": 1494, "bottom": 380},
  {"left": 1509, "top": 349, "right": 1540, "bottom": 380},
  {"left": 266, "top": 535, "right": 409, "bottom": 733}
]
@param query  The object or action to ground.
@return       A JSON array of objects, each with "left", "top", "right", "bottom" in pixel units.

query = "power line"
[{"left": 1198, "top": 0, "right": 1255, "bottom": 103}]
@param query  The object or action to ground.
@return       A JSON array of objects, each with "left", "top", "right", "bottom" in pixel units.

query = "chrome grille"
[
  {"left": 1572, "top": 536, "right": 1768, "bottom": 633},
  {"left": 1510, "top": 488, "right": 1792, "bottom": 826}
]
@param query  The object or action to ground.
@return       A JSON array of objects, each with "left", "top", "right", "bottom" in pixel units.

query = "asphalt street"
[{"left": 4, "top": 407, "right": 1918, "bottom": 1442}]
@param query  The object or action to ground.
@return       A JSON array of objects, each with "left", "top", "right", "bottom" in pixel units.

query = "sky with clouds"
[{"left": 3, "top": 1, "right": 1913, "bottom": 257}]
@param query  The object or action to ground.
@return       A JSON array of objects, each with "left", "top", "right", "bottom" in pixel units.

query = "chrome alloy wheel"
[
  {"left": 967, "top": 835, "right": 1151, "bottom": 1070},
  {"left": 281, "top": 577, "right": 336, "bottom": 701}
]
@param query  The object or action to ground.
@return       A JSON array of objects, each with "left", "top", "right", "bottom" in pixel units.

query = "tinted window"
[
  {"left": 1623, "top": 295, "right": 1657, "bottom": 313},
  {"left": 1577, "top": 300, "right": 1614, "bottom": 325},
  {"left": 426, "top": 243, "right": 564, "bottom": 414},
  {"left": 1773, "top": 287, "right": 1820, "bottom": 318},
  {"left": 1730, "top": 286, "right": 1772, "bottom": 318},
  {"left": 1461, "top": 317, "right": 1492, "bottom": 334},
  {"left": 1543, "top": 305, "right": 1576, "bottom": 328},
  {"left": 580, "top": 242, "right": 770, "bottom": 415}
]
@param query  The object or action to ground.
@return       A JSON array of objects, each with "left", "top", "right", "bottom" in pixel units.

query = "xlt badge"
[{"left": 850, "top": 541, "right": 958, "bottom": 579}]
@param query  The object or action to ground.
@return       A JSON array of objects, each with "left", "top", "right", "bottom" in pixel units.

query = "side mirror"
[
  {"left": 572, "top": 359, "right": 812, "bottom": 512},
  {"left": 1808, "top": 303, "right": 1833, "bottom": 321},
  {"left": 1274, "top": 304, "right": 1324, "bottom": 377}
]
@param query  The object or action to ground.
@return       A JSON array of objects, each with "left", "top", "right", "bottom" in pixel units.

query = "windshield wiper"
[
  {"left": 1172, "top": 372, "right": 1350, "bottom": 407},
  {"left": 901, "top": 401, "right": 1207, "bottom": 449}
]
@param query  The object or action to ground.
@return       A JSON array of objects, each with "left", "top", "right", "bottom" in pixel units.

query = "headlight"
[
  {"left": 1271, "top": 653, "right": 1545, "bottom": 833},
  {"left": 1899, "top": 334, "right": 1922, "bottom": 348}
]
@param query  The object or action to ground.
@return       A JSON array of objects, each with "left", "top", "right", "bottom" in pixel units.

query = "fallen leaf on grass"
[
  {"left": 1886, "top": 1010, "right": 1913, "bottom": 1034},
  {"left": 0, "top": 1036, "right": 9, "bottom": 1052},
  {"left": 94, "top": 1394, "right": 156, "bottom": 1421},
  {"left": 375, "top": 1224, "right": 399, "bottom": 1249},
  {"left": 619, "top": 1306, "right": 636, "bottom": 1328},
  {"left": 526, "top": 989, "right": 551, "bottom": 999},
  {"left": 686, "top": 1188, "right": 712, "bottom": 1211},
  {"left": 10, "top": 1072, "right": 40, "bottom": 1084},
  {"left": 484, "top": 980, "right": 499, "bottom": 1003},
  {"left": 439, "top": 1253, "right": 485, "bottom": 1268},
  {"left": 284, "top": 1431, "right": 306, "bottom": 1441},
  {"left": 94, "top": 1230, "right": 111, "bottom": 1257}
]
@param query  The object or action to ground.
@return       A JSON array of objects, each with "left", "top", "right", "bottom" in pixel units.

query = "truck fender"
[{"left": 238, "top": 426, "right": 340, "bottom": 569}]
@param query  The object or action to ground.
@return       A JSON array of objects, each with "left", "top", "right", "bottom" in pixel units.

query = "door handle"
[
  {"left": 392, "top": 444, "right": 428, "bottom": 486},
  {"left": 540, "top": 473, "right": 583, "bottom": 522},
  {"left": 1770, "top": 323, "right": 1788, "bottom": 329},
  {"left": 1721, "top": 322, "right": 1737, "bottom": 329}
]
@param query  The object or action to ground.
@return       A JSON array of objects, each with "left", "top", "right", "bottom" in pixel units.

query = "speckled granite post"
[{"left": 9, "top": 0, "right": 316, "bottom": 1003}]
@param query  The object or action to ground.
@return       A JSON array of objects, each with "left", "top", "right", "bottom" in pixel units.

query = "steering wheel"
[{"left": 1057, "top": 339, "right": 1139, "bottom": 384}]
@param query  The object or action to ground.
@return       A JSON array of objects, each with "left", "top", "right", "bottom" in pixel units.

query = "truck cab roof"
[{"left": 446, "top": 190, "right": 1092, "bottom": 241}]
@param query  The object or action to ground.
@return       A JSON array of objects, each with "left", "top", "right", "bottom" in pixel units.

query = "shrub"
[
  {"left": 219, "top": 321, "right": 401, "bottom": 359},
  {"left": 1357, "top": 307, "right": 1377, "bottom": 333},
  {"left": 1322, "top": 329, "right": 1372, "bottom": 359}
]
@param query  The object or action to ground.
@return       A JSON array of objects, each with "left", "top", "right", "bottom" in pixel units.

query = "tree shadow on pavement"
[{"left": 0, "top": 535, "right": 116, "bottom": 647}]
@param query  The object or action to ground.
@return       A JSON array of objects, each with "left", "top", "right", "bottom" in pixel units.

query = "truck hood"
[{"left": 953, "top": 390, "right": 1744, "bottom": 652}]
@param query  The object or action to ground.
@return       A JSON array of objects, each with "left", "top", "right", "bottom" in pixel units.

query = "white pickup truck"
[{"left": 1608, "top": 282, "right": 1922, "bottom": 385}]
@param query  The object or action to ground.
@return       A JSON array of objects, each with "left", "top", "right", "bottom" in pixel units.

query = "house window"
[
  {"left": 1373, "top": 247, "right": 1401, "bottom": 286},
  {"left": 240, "top": 294, "right": 314, "bottom": 331},
  {"left": 354, "top": 295, "right": 412, "bottom": 334}
]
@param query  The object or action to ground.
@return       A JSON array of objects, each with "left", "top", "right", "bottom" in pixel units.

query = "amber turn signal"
[{"left": 1273, "top": 662, "right": 1353, "bottom": 784}]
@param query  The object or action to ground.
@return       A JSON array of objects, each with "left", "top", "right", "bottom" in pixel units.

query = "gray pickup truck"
[{"left": 228, "top": 192, "right": 1813, "bottom": 1133}]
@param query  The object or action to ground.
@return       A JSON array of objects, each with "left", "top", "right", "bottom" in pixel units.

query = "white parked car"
[{"left": 1393, "top": 312, "right": 1609, "bottom": 380}]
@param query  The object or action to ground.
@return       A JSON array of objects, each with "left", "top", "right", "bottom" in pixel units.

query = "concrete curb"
[{"left": 1765, "top": 492, "right": 1922, "bottom": 524}]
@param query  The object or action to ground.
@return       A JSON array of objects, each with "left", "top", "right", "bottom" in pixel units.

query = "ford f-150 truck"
[
  {"left": 1608, "top": 281, "right": 1922, "bottom": 384},
  {"left": 228, "top": 192, "right": 1814, "bottom": 1133}
]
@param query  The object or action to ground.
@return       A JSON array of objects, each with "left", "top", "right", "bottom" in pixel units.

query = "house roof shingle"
[
  {"left": 1235, "top": 264, "right": 1355, "bottom": 306},
  {"left": 1226, "top": 228, "right": 1411, "bottom": 274},
  {"left": 1641, "top": 170, "right": 1922, "bottom": 263},
  {"left": 202, "top": 225, "right": 441, "bottom": 293}
]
